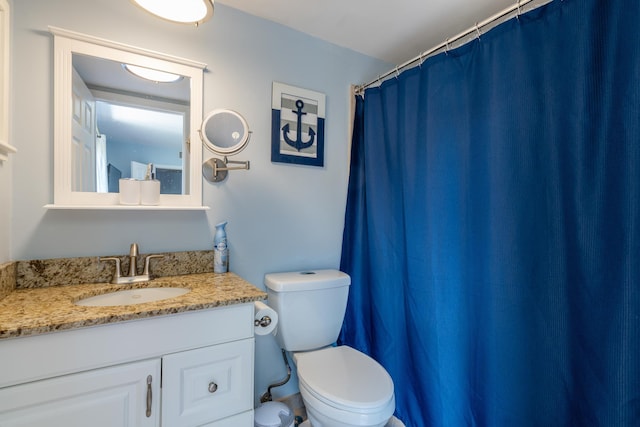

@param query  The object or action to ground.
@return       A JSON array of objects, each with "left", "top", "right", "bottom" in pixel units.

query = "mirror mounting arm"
[
  {"left": 224, "top": 157, "right": 250, "bottom": 169},
  {"left": 202, "top": 157, "right": 249, "bottom": 183}
]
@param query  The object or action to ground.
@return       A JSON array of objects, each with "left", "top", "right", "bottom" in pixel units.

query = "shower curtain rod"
[{"left": 355, "top": 0, "right": 550, "bottom": 94}]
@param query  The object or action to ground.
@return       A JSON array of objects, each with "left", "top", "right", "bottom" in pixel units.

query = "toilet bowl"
[{"left": 294, "top": 346, "right": 395, "bottom": 427}]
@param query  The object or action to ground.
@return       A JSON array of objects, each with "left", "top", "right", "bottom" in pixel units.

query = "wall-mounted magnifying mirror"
[
  {"left": 200, "top": 109, "right": 250, "bottom": 155},
  {"left": 200, "top": 109, "right": 251, "bottom": 183}
]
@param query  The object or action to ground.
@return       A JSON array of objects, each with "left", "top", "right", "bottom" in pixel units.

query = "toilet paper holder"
[
  {"left": 255, "top": 315, "right": 272, "bottom": 328},
  {"left": 254, "top": 301, "right": 277, "bottom": 336}
]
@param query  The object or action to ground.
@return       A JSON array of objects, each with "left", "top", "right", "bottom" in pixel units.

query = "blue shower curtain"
[{"left": 339, "top": 0, "right": 640, "bottom": 426}]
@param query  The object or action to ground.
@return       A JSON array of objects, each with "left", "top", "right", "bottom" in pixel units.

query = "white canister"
[
  {"left": 119, "top": 179, "right": 140, "bottom": 205},
  {"left": 140, "top": 180, "right": 161, "bottom": 205}
]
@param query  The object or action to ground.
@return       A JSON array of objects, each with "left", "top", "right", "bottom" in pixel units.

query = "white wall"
[
  {"left": 11, "top": 0, "right": 389, "bottom": 403},
  {"left": 0, "top": 0, "right": 11, "bottom": 264},
  {"left": 0, "top": 159, "right": 10, "bottom": 263}
]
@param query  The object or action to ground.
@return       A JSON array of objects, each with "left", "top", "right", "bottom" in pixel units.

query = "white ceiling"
[{"left": 216, "top": 0, "right": 516, "bottom": 65}]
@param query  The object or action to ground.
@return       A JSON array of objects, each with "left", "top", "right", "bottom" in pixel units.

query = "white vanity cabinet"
[{"left": 0, "top": 304, "right": 255, "bottom": 427}]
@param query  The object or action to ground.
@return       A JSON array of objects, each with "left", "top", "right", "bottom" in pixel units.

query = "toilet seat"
[{"left": 295, "top": 346, "right": 394, "bottom": 413}]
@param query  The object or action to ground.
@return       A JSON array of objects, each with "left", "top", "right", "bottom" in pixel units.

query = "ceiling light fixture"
[
  {"left": 131, "top": 0, "right": 214, "bottom": 26},
  {"left": 123, "top": 64, "right": 183, "bottom": 83}
]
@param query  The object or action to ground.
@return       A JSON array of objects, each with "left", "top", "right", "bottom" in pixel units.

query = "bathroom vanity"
[{"left": 0, "top": 270, "right": 266, "bottom": 427}]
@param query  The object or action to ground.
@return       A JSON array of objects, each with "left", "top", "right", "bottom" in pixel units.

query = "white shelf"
[{"left": 44, "top": 204, "right": 210, "bottom": 211}]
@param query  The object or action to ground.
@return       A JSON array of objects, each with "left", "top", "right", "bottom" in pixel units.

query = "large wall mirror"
[{"left": 49, "top": 27, "right": 206, "bottom": 208}]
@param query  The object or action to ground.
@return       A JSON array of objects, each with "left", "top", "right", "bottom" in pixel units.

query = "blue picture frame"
[{"left": 271, "top": 82, "right": 325, "bottom": 167}]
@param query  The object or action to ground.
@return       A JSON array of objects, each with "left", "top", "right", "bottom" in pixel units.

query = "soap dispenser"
[
  {"left": 213, "top": 221, "right": 229, "bottom": 273},
  {"left": 140, "top": 163, "right": 160, "bottom": 205}
]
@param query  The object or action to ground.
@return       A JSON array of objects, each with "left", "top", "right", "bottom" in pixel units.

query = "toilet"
[{"left": 265, "top": 270, "right": 395, "bottom": 427}]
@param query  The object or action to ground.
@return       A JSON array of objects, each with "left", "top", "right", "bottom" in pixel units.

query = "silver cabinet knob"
[{"left": 208, "top": 382, "right": 218, "bottom": 393}]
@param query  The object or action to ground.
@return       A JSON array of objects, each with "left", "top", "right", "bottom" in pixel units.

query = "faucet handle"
[
  {"left": 99, "top": 256, "right": 122, "bottom": 284},
  {"left": 143, "top": 254, "right": 164, "bottom": 276}
]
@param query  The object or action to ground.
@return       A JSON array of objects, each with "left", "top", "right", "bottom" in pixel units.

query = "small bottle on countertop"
[{"left": 213, "top": 221, "right": 229, "bottom": 273}]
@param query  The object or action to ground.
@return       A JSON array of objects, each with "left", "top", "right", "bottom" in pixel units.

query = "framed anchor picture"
[{"left": 271, "top": 82, "right": 325, "bottom": 167}]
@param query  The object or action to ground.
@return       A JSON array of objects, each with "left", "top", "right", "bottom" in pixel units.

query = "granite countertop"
[{"left": 0, "top": 272, "right": 266, "bottom": 339}]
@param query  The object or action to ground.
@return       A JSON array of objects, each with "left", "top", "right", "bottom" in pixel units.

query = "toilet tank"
[{"left": 265, "top": 270, "right": 351, "bottom": 352}]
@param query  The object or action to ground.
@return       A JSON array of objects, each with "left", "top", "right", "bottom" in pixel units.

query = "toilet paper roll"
[
  {"left": 254, "top": 301, "right": 278, "bottom": 336},
  {"left": 119, "top": 179, "right": 140, "bottom": 205}
]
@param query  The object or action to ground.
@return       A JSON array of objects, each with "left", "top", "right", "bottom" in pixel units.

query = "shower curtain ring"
[
  {"left": 395, "top": 66, "right": 400, "bottom": 79},
  {"left": 419, "top": 51, "right": 424, "bottom": 68},
  {"left": 445, "top": 38, "right": 450, "bottom": 55},
  {"left": 475, "top": 23, "right": 482, "bottom": 40},
  {"left": 516, "top": 0, "right": 522, "bottom": 19}
]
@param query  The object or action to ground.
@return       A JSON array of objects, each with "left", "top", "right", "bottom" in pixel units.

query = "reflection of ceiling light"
[
  {"left": 123, "top": 64, "right": 183, "bottom": 83},
  {"left": 131, "top": 0, "right": 214, "bottom": 26}
]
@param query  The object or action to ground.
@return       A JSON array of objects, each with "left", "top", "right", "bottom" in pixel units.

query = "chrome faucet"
[
  {"left": 99, "top": 243, "right": 163, "bottom": 284},
  {"left": 128, "top": 243, "right": 139, "bottom": 278}
]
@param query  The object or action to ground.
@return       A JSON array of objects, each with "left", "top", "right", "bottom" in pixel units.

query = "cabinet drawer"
[{"left": 162, "top": 338, "right": 254, "bottom": 427}]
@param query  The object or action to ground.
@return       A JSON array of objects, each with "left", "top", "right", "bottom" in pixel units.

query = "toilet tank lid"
[{"left": 265, "top": 270, "right": 350, "bottom": 292}]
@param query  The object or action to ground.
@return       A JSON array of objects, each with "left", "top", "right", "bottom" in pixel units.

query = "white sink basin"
[{"left": 75, "top": 287, "right": 190, "bottom": 307}]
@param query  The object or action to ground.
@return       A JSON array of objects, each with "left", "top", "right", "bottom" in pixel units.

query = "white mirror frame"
[
  {"left": 48, "top": 27, "right": 206, "bottom": 209},
  {"left": 0, "top": 0, "right": 16, "bottom": 162}
]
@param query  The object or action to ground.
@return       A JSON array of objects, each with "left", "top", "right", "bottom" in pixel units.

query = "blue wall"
[{"left": 9, "top": 0, "right": 389, "bottom": 402}]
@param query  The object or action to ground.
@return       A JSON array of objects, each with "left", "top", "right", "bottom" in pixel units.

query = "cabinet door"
[
  {"left": 0, "top": 359, "right": 161, "bottom": 427},
  {"left": 162, "top": 338, "right": 254, "bottom": 427}
]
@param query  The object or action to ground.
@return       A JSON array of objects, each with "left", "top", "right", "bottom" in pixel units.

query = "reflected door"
[{"left": 71, "top": 68, "right": 96, "bottom": 192}]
